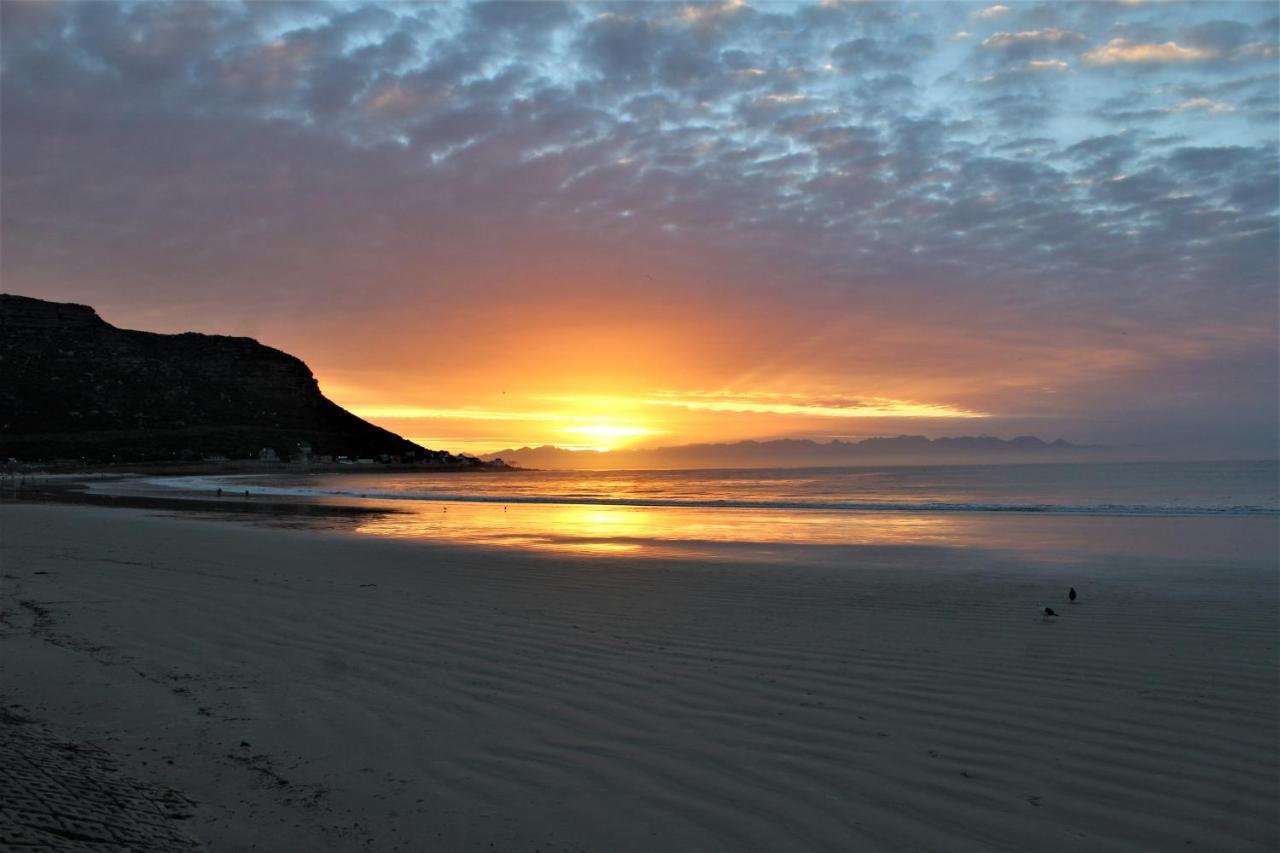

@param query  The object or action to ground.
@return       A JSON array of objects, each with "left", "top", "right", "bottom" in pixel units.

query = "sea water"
[{"left": 121, "top": 460, "right": 1279, "bottom": 563}]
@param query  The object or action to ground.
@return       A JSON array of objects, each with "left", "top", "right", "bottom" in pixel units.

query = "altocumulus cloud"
[{"left": 1083, "top": 38, "right": 1216, "bottom": 66}]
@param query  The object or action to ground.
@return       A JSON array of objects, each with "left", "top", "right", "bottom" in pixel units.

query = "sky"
[{"left": 2, "top": 1, "right": 1277, "bottom": 456}]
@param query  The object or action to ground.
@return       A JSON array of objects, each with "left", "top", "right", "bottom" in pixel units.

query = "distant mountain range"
[
  {"left": 0, "top": 294, "right": 457, "bottom": 464},
  {"left": 484, "top": 435, "right": 1104, "bottom": 470}
]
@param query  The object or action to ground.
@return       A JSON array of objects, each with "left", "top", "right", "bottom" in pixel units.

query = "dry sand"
[{"left": 0, "top": 502, "right": 1276, "bottom": 852}]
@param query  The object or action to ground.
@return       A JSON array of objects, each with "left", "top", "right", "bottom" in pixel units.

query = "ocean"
[{"left": 107, "top": 460, "right": 1279, "bottom": 563}]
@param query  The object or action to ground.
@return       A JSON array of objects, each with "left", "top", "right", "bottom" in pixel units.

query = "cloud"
[
  {"left": 469, "top": 1, "right": 576, "bottom": 34},
  {"left": 1083, "top": 38, "right": 1215, "bottom": 65},
  {"left": 974, "top": 5, "right": 1010, "bottom": 20},
  {"left": 644, "top": 392, "right": 987, "bottom": 420},
  {"left": 1062, "top": 133, "right": 1141, "bottom": 175},
  {"left": 1025, "top": 59, "right": 1070, "bottom": 72},
  {"left": 830, "top": 33, "right": 933, "bottom": 72},
  {"left": 1168, "top": 97, "right": 1235, "bottom": 114},
  {"left": 350, "top": 407, "right": 561, "bottom": 422},
  {"left": 577, "top": 13, "right": 664, "bottom": 85},
  {"left": 982, "top": 29, "right": 1085, "bottom": 50},
  {"left": 675, "top": 0, "right": 751, "bottom": 33}
]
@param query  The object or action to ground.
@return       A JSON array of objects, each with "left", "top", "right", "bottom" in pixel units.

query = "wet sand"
[{"left": 1, "top": 502, "right": 1276, "bottom": 851}]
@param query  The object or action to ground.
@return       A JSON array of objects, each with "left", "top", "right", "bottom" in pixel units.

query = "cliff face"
[{"left": 0, "top": 294, "right": 431, "bottom": 462}]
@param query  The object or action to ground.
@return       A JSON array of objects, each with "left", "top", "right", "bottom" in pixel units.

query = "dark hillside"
[{"left": 0, "top": 294, "right": 441, "bottom": 463}]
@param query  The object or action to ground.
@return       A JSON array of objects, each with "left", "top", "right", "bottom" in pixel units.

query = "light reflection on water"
[
  {"left": 353, "top": 501, "right": 965, "bottom": 557},
  {"left": 96, "top": 466, "right": 1280, "bottom": 565},
  {"left": 349, "top": 499, "right": 1278, "bottom": 564}
]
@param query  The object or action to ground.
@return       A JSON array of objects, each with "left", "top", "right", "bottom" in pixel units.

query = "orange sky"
[{"left": 277, "top": 270, "right": 1001, "bottom": 454}]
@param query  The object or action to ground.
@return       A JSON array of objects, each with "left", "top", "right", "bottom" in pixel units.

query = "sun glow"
[
  {"left": 643, "top": 392, "right": 986, "bottom": 419},
  {"left": 560, "top": 423, "right": 656, "bottom": 451},
  {"left": 562, "top": 424, "right": 653, "bottom": 438},
  {"left": 346, "top": 390, "right": 987, "bottom": 455}
]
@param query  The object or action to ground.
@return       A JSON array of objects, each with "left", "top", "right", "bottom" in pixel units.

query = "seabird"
[
  {"left": 1041, "top": 605, "right": 1057, "bottom": 621},
  {"left": 1069, "top": 587, "right": 1078, "bottom": 603}
]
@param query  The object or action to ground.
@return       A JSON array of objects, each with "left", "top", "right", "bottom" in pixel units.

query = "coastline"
[
  {"left": 42, "top": 468, "right": 1280, "bottom": 565},
  {"left": 1, "top": 500, "right": 1276, "bottom": 851},
  {"left": 1, "top": 460, "right": 521, "bottom": 477}
]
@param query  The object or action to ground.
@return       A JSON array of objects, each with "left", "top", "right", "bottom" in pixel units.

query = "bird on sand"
[
  {"left": 1069, "top": 587, "right": 1078, "bottom": 603},
  {"left": 1041, "top": 605, "right": 1057, "bottom": 621}
]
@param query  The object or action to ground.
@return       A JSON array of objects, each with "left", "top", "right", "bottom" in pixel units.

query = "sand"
[{"left": 1, "top": 502, "right": 1276, "bottom": 852}]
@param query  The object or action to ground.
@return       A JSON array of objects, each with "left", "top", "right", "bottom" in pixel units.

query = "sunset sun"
[{"left": 561, "top": 422, "right": 655, "bottom": 450}]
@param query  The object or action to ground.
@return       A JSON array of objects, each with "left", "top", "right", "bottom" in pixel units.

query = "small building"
[{"left": 258, "top": 447, "right": 279, "bottom": 462}]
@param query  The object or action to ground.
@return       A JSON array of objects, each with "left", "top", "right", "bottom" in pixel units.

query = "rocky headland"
[{"left": 0, "top": 294, "right": 453, "bottom": 465}]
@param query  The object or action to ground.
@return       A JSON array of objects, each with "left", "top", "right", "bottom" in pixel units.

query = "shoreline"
[
  {"left": 0, "top": 478, "right": 403, "bottom": 524},
  {"left": 6, "top": 474, "right": 1278, "bottom": 566},
  {"left": 1, "top": 460, "right": 523, "bottom": 477},
  {"left": 1, "top": 500, "right": 1276, "bottom": 851}
]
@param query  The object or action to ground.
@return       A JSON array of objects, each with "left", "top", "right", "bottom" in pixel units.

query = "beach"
[{"left": 1, "top": 500, "right": 1276, "bottom": 852}]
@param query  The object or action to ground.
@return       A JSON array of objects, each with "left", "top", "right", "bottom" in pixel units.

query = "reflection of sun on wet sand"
[
  {"left": 2, "top": 501, "right": 1276, "bottom": 852},
  {"left": 352, "top": 500, "right": 971, "bottom": 557},
  {"left": 348, "top": 497, "right": 1278, "bottom": 565}
]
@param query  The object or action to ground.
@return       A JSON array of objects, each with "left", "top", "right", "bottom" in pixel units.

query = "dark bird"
[
  {"left": 1041, "top": 605, "right": 1057, "bottom": 621},
  {"left": 1069, "top": 587, "right": 1078, "bottom": 603}
]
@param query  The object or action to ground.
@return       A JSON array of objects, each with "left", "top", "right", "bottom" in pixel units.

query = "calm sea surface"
[{"left": 123, "top": 461, "right": 1279, "bottom": 563}]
